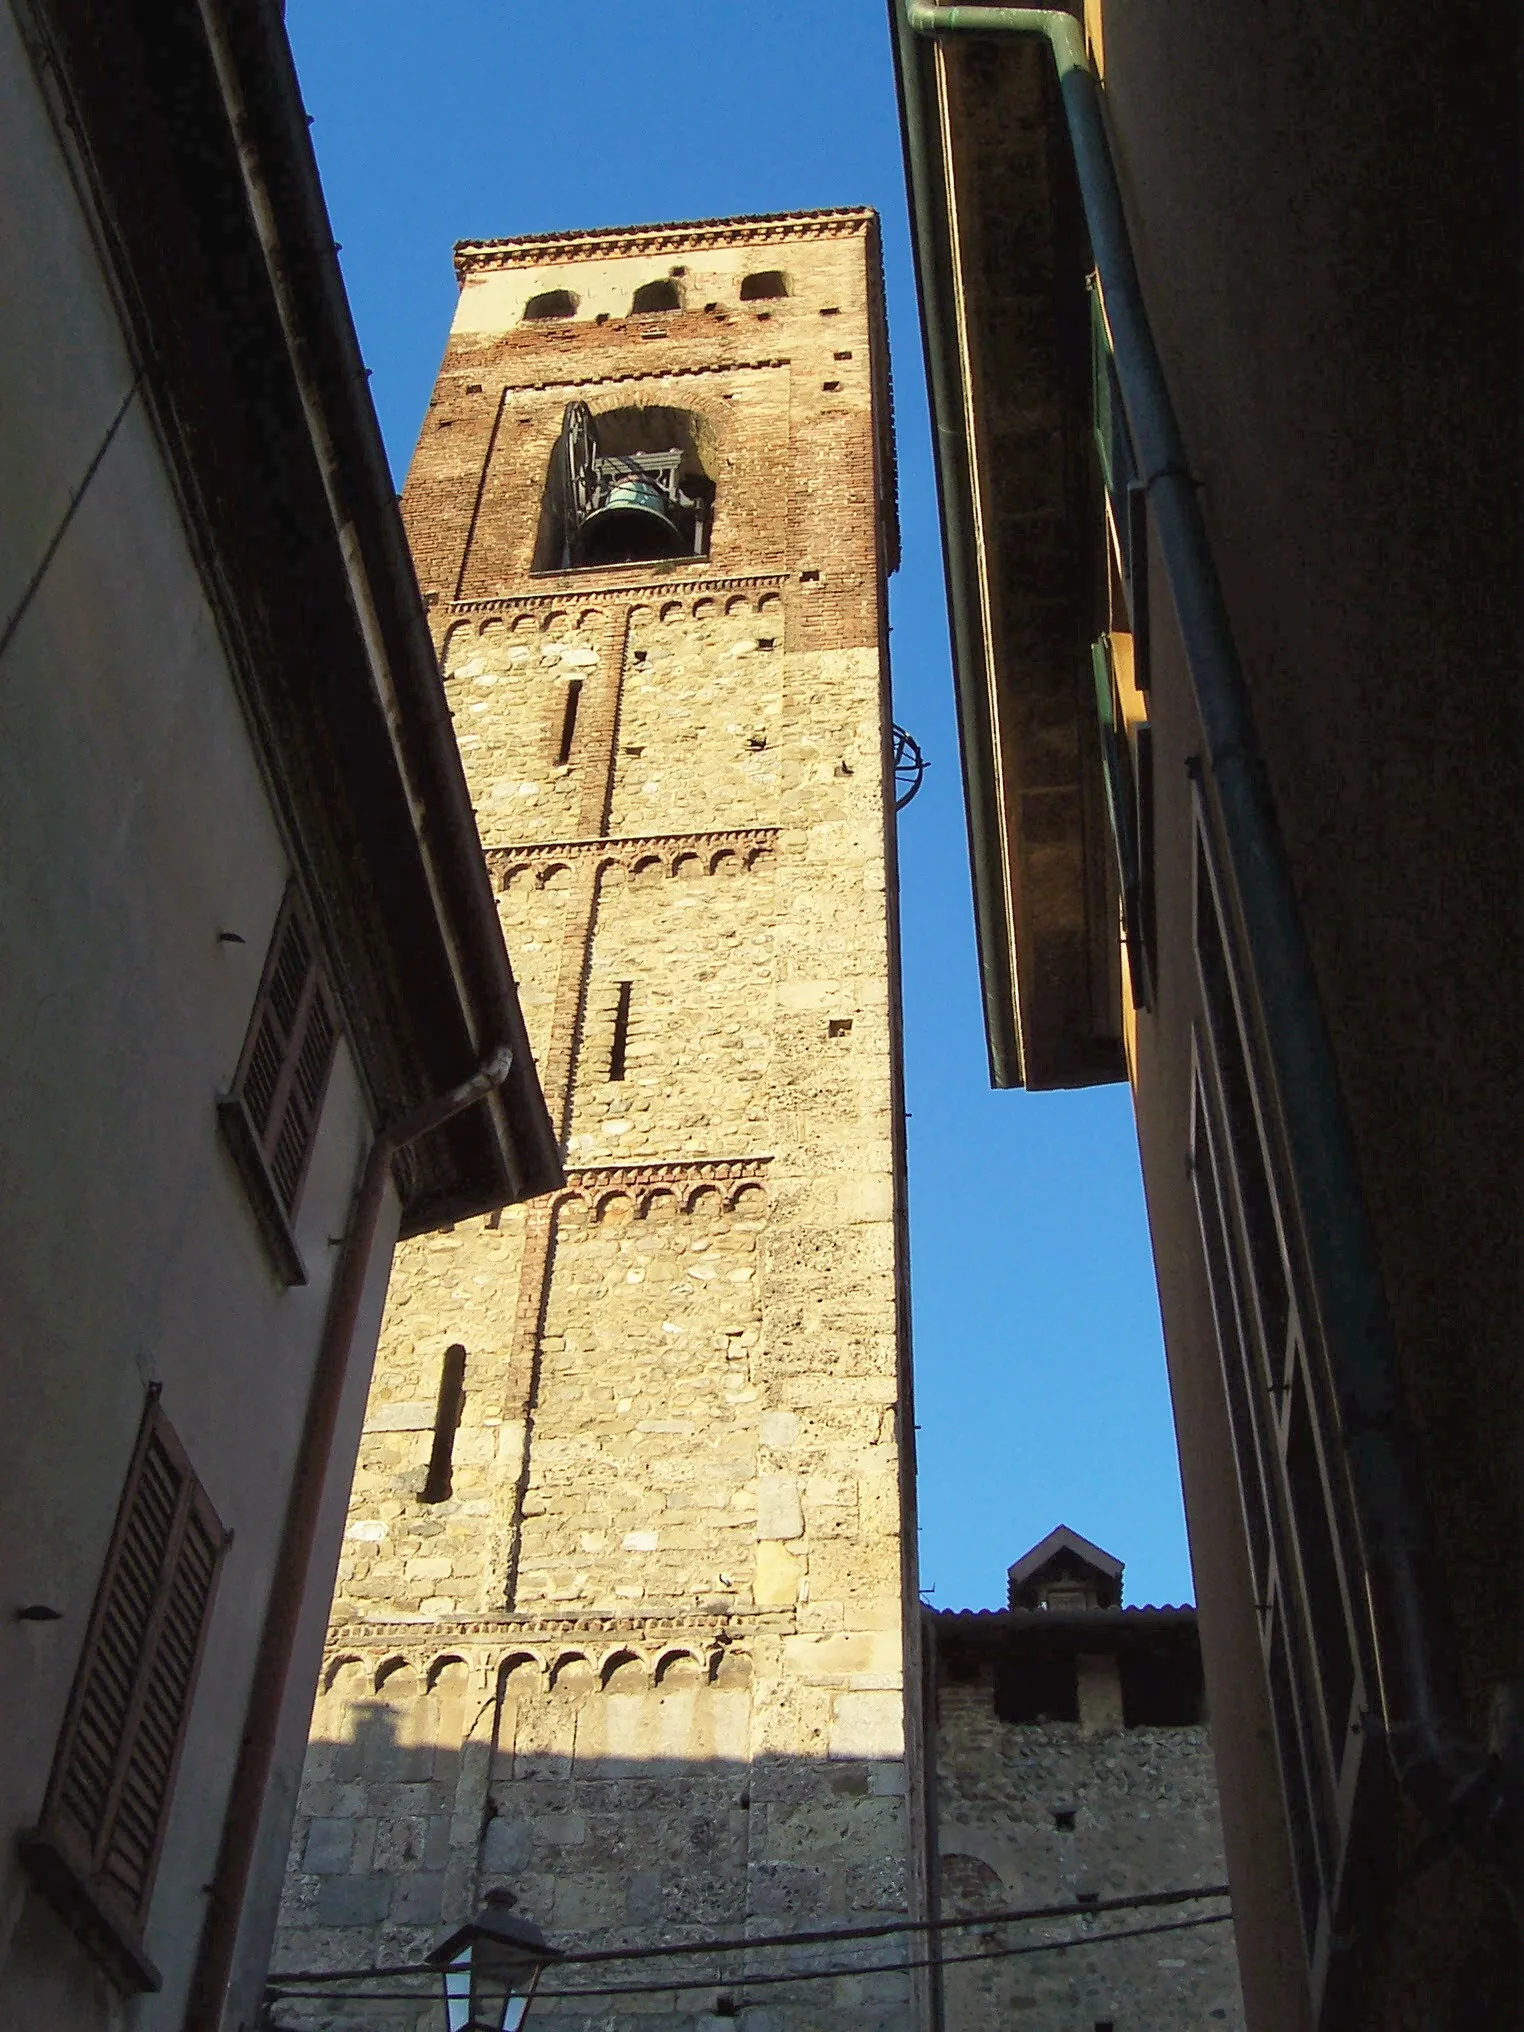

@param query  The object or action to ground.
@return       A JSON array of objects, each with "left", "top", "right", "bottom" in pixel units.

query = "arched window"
[
  {"left": 632, "top": 278, "right": 681, "bottom": 314},
  {"left": 523, "top": 288, "right": 579, "bottom": 322},
  {"left": 534, "top": 401, "right": 716, "bottom": 570},
  {"left": 739, "top": 270, "right": 788, "bottom": 301}
]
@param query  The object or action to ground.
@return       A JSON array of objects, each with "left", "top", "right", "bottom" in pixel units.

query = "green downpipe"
[{"left": 901, "top": 1, "right": 1512, "bottom": 1876}]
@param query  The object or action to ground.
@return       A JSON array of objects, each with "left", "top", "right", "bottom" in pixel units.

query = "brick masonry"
[{"left": 271, "top": 211, "right": 928, "bottom": 2032}]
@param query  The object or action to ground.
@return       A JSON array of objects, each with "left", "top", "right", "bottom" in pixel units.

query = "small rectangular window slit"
[
  {"left": 556, "top": 680, "right": 583, "bottom": 764},
  {"left": 609, "top": 981, "right": 633, "bottom": 1082},
  {"left": 829, "top": 1018, "right": 853, "bottom": 1037},
  {"left": 421, "top": 1345, "right": 467, "bottom": 1503}
]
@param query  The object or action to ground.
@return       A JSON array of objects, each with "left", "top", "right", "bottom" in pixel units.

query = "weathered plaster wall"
[
  {"left": 273, "top": 212, "right": 924, "bottom": 2032},
  {"left": 0, "top": 14, "right": 388, "bottom": 2030}
]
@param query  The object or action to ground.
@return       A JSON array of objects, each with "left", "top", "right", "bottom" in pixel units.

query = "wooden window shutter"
[
  {"left": 21, "top": 1393, "right": 228, "bottom": 1992},
  {"left": 219, "top": 885, "right": 340, "bottom": 1283}
]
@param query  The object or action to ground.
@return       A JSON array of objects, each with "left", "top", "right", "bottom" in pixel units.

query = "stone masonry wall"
[
  {"left": 932, "top": 1661, "right": 1243, "bottom": 2031},
  {"left": 272, "top": 212, "right": 926, "bottom": 2032}
]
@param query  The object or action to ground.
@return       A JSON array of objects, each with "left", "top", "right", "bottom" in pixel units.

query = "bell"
[{"left": 578, "top": 473, "right": 685, "bottom": 565}]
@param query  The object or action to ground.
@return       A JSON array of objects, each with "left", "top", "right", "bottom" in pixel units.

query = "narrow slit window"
[
  {"left": 556, "top": 680, "right": 584, "bottom": 764},
  {"left": 20, "top": 1392, "right": 227, "bottom": 1991},
  {"left": 609, "top": 980, "right": 633, "bottom": 1082},
  {"left": 421, "top": 1345, "right": 467, "bottom": 1504}
]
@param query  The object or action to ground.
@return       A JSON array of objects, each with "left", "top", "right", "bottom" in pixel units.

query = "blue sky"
[{"left": 287, "top": 0, "right": 1192, "bottom": 1610}]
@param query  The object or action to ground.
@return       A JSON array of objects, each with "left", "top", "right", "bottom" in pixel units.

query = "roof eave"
[
  {"left": 889, "top": 0, "right": 1025, "bottom": 1087},
  {"left": 889, "top": 2, "right": 1125, "bottom": 1092}
]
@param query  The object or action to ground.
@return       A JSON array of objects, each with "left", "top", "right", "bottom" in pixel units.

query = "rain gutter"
[{"left": 895, "top": 0, "right": 1515, "bottom": 1879}]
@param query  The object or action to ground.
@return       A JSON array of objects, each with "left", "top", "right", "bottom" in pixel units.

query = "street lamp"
[{"left": 427, "top": 1888, "right": 563, "bottom": 2032}]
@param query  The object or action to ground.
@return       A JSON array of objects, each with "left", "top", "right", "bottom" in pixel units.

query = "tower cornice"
[{"left": 454, "top": 206, "right": 879, "bottom": 280}]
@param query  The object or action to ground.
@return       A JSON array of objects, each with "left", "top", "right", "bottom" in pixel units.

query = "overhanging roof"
[
  {"left": 35, "top": 0, "right": 562, "bottom": 1223},
  {"left": 888, "top": 3, "right": 1124, "bottom": 1089}
]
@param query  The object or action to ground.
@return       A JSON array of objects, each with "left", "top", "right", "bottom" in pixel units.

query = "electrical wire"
[
  {"left": 265, "top": 1909, "right": 1234, "bottom": 2010},
  {"left": 266, "top": 1879, "right": 1230, "bottom": 1985}
]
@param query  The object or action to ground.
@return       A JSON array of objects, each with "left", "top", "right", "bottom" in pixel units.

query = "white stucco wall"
[{"left": 0, "top": 11, "right": 392, "bottom": 2026}]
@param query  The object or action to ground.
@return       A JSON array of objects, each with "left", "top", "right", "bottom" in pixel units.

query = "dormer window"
[
  {"left": 536, "top": 401, "right": 714, "bottom": 570},
  {"left": 523, "top": 288, "right": 579, "bottom": 322},
  {"left": 1007, "top": 1525, "right": 1125, "bottom": 1612},
  {"left": 740, "top": 270, "right": 789, "bottom": 302},
  {"left": 632, "top": 279, "right": 681, "bottom": 314}
]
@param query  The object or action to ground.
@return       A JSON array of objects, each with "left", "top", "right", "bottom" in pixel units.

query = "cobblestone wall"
[
  {"left": 931, "top": 1661, "right": 1243, "bottom": 2031},
  {"left": 271, "top": 211, "right": 925, "bottom": 2032}
]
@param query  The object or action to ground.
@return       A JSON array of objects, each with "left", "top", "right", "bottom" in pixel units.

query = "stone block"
[
  {"left": 390, "top": 1870, "right": 446, "bottom": 1926},
  {"left": 758, "top": 1410, "right": 799, "bottom": 1449},
  {"left": 754, "top": 1541, "right": 801, "bottom": 1605},
  {"left": 829, "top": 1693, "right": 904, "bottom": 1761},
  {"left": 313, "top": 1874, "right": 391, "bottom": 1927},
  {"left": 625, "top": 1866, "right": 664, "bottom": 1923},
  {"left": 755, "top": 1475, "right": 804, "bottom": 1541},
  {"left": 301, "top": 1817, "right": 354, "bottom": 1875},
  {"left": 365, "top": 1403, "right": 436, "bottom": 1431},
  {"left": 536, "top": 1811, "right": 586, "bottom": 1846}
]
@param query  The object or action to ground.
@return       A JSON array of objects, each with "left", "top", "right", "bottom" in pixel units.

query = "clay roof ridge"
[{"left": 929, "top": 1602, "right": 1197, "bottom": 1619}]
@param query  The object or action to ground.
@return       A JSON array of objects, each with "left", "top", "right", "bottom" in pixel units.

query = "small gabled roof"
[{"left": 1008, "top": 1526, "right": 1125, "bottom": 1608}]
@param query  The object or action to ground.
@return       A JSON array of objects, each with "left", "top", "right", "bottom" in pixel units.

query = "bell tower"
[{"left": 272, "top": 210, "right": 924, "bottom": 2031}]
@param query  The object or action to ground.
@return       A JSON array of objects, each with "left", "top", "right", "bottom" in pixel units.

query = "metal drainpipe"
[
  {"left": 184, "top": 1047, "right": 514, "bottom": 2032},
  {"left": 903, "top": 2, "right": 1514, "bottom": 1876}
]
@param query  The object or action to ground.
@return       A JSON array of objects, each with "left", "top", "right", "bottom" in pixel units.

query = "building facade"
[
  {"left": 0, "top": 6, "right": 555, "bottom": 2032},
  {"left": 271, "top": 210, "right": 928, "bottom": 2031},
  {"left": 890, "top": 3, "right": 1520, "bottom": 2027},
  {"left": 924, "top": 1531, "right": 1242, "bottom": 2032}
]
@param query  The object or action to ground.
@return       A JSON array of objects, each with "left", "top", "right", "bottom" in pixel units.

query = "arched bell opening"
[
  {"left": 534, "top": 401, "right": 716, "bottom": 572},
  {"left": 524, "top": 288, "right": 579, "bottom": 322}
]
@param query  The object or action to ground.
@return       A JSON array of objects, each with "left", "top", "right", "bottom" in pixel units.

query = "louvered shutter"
[
  {"left": 236, "top": 891, "right": 338, "bottom": 1213},
  {"left": 26, "top": 1396, "right": 227, "bottom": 1984},
  {"left": 220, "top": 886, "right": 341, "bottom": 1282}
]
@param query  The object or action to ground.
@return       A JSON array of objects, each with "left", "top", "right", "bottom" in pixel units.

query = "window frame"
[
  {"left": 218, "top": 883, "right": 340, "bottom": 1285},
  {"left": 19, "top": 1391, "right": 228, "bottom": 1993},
  {"left": 1188, "top": 791, "right": 1373, "bottom": 2007}
]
